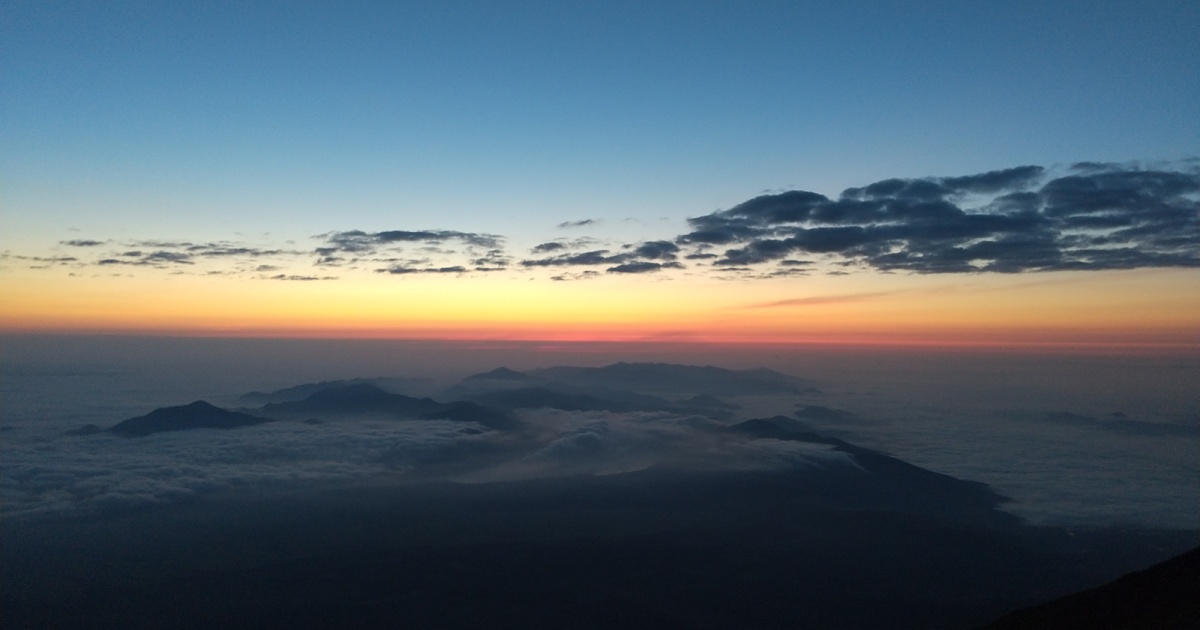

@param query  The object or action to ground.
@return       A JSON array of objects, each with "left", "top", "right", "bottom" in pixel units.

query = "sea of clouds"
[{"left": 2, "top": 340, "right": 1196, "bottom": 529}]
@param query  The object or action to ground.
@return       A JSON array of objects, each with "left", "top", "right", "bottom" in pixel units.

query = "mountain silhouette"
[
  {"left": 463, "top": 367, "right": 536, "bottom": 382},
  {"left": 239, "top": 377, "right": 417, "bottom": 404},
  {"left": 795, "top": 404, "right": 863, "bottom": 424},
  {"left": 466, "top": 386, "right": 672, "bottom": 413},
  {"left": 530, "top": 362, "right": 815, "bottom": 395},
  {"left": 256, "top": 383, "right": 516, "bottom": 429},
  {"left": 108, "top": 401, "right": 273, "bottom": 437}
]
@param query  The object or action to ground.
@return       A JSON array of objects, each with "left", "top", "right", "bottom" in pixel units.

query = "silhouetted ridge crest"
[
  {"left": 458, "top": 362, "right": 815, "bottom": 396},
  {"left": 464, "top": 367, "right": 535, "bottom": 382},
  {"left": 239, "top": 378, "right": 411, "bottom": 404},
  {"left": 795, "top": 405, "right": 862, "bottom": 424},
  {"left": 258, "top": 383, "right": 516, "bottom": 429}
]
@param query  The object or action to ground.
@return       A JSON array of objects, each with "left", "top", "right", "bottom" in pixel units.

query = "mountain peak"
[
  {"left": 109, "top": 401, "right": 271, "bottom": 437},
  {"left": 465, "top": 367, "right": 532, "bottom": 381}
]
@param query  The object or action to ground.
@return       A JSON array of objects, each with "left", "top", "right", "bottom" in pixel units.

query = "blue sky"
[{"left": 5, "top": 1, "right": 1197, "bottom": 247}]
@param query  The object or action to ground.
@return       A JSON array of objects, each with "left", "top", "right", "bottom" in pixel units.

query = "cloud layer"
[
  {"left": 680, "top": 163, "right": 1200, "bottom": 273},
  {"left": 13, "top": 161, "right": 1197, "bottom": 280}
]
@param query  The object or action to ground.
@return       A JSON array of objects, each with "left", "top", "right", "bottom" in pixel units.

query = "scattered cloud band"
[{"left": 24, "top": 161, "right": 1199, "bottom": 280}]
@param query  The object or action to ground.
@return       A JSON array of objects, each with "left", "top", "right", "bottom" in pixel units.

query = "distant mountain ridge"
[
  {"left": 109, "top": 363, "right": 821, "bottom": 437},
  {"left": 449, "top": 362, "right": 817, "bottom": 402},
  {"left": 254, "top": 383, "right": 517, "bottom": 429},
  {"left": 102, "top": 383, "right": 517, "bottom": 437},
  {"left": 108, "top": 401, "right": 273, "bottom": 437},
  {"left": 529, "top": 362, "right": 815, "bottom": 395},
  {"left": 239, "top": 377, "right": 418, "bottom": 404},
  {"left": 463, "top": 367, "right": 535, "bottom": 382}
]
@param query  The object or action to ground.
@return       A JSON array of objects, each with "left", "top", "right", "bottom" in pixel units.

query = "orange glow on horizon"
[{"left": 2, "top": 264, "right": 1197, "bottom": 356}]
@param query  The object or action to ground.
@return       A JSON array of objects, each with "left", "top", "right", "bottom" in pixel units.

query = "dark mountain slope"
[
  {"left": 256, "top": 384, "right": 515, "bottom": 429},
  {"left": 531, "top": 362, "right": 815, "bottom": 395},
  {"left": 466, "top": 386, "right": 672, "bottom": 413},
  {"left": 453, "top": 362, "right": 816, "bottom": 398},
  {"left": 981, "top": 544, "right": 1200, "bottom": 629},
  {"left": 109, "top": 401, "right": 273, "bottom": 437},
  {"left": 239, "top": 378, "right": 415, "bottom": 404},
  {"left": 728, "top": 416, "right": 1012, "bottom": 524}
]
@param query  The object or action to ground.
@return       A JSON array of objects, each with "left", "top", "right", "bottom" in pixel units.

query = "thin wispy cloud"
[
  {"left": 269, "top": 274, "right": 337, "bottom": 281},
  {"left": 607, "top": 261, "right": 684, "bottom": 274},
  {"left": 376, "top": 265, "right": 468, "bottom": 275},
  {"left": 556, "top": 219, "right": 597, "bottom": 229},
  {"left": 745, "top": 291, "right": 896, "bottom": 309}
]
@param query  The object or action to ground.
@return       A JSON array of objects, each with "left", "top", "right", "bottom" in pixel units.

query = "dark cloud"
[
  {"left": 521, "top": 250, "right": 626, "bottom": 267},
  {"left": 52, "top": 238, "right": 310, "bottom": 274},
  {"left": 130, "top": 240, "right": 196, "bottom": 249},
  {"left": 606, "top": 261, "right": 684, "bottom": 274},
  {"left": 376, "top": 265, "right": 467, "bottom": 275},
  {"left": 550, "top": 271, "right": 601, "bottom": 281},
  {"left": 319, "top": 230, "right": 502, "bottom": 254},
  {"left": 470, "top": 249, "right": 511, "bottom": 268},
  {"left": 760, "top": 267, "right": 811, "bottom": 278},
  {"left": 531, "top": 242, "right": 566, "bottom": 254},
  {"left": 310, "top": 230, "right": 507, "bottom": 277},
  {"left": 557, "top": 219, "right": 597, "bottom": 229},
  {"left": 98, "top": 251, "right": 194, "bottom": 266},
  {"left": 269, "top": 274, "right": 336, "bottom": 281},
  {"left": 188, "top": 245, "right": 286, "bottom": 257},
  {"left": 940, "top": 165, "right": 1046, "bottom": 194},
  {"left": 145, "top": 251, "right": 193, "bottom": 264},
  {"left": 530, "top": 237, "right": 601, "bottom": 255},
  {"left": 1070, "top": 161, "right": 1123, "bottom": 173},
  {"left": 3, "top": 254, "right": 79, "bottom": 264},
  {"left": 676, "top": 214, "right": 771, "bottom": 245},
  {"left": 523, "top": 240, "right": 685, "bottom": 274},
  {"left": 627, "top": 240, "right": 680, "bottom": 261},
  {"left": 678, "top": 162, "right": 1200, "bottom": 273}
]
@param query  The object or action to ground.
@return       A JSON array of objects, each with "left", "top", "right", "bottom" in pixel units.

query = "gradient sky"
[{"left": 3, "top": 1, "right": 1198, "bottom": 348}]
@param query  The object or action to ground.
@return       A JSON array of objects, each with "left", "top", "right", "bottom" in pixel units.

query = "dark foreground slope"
[
  {"left": 981, "top": 545, "right": 1200, "bottom": 629},
  {"left": 3, "top": 470, "right": 1194, "bottom": 630}
]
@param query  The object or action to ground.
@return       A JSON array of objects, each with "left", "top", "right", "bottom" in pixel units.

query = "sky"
[{"left": 3, "top": 0, "right": 1199, "bottom": 349}]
